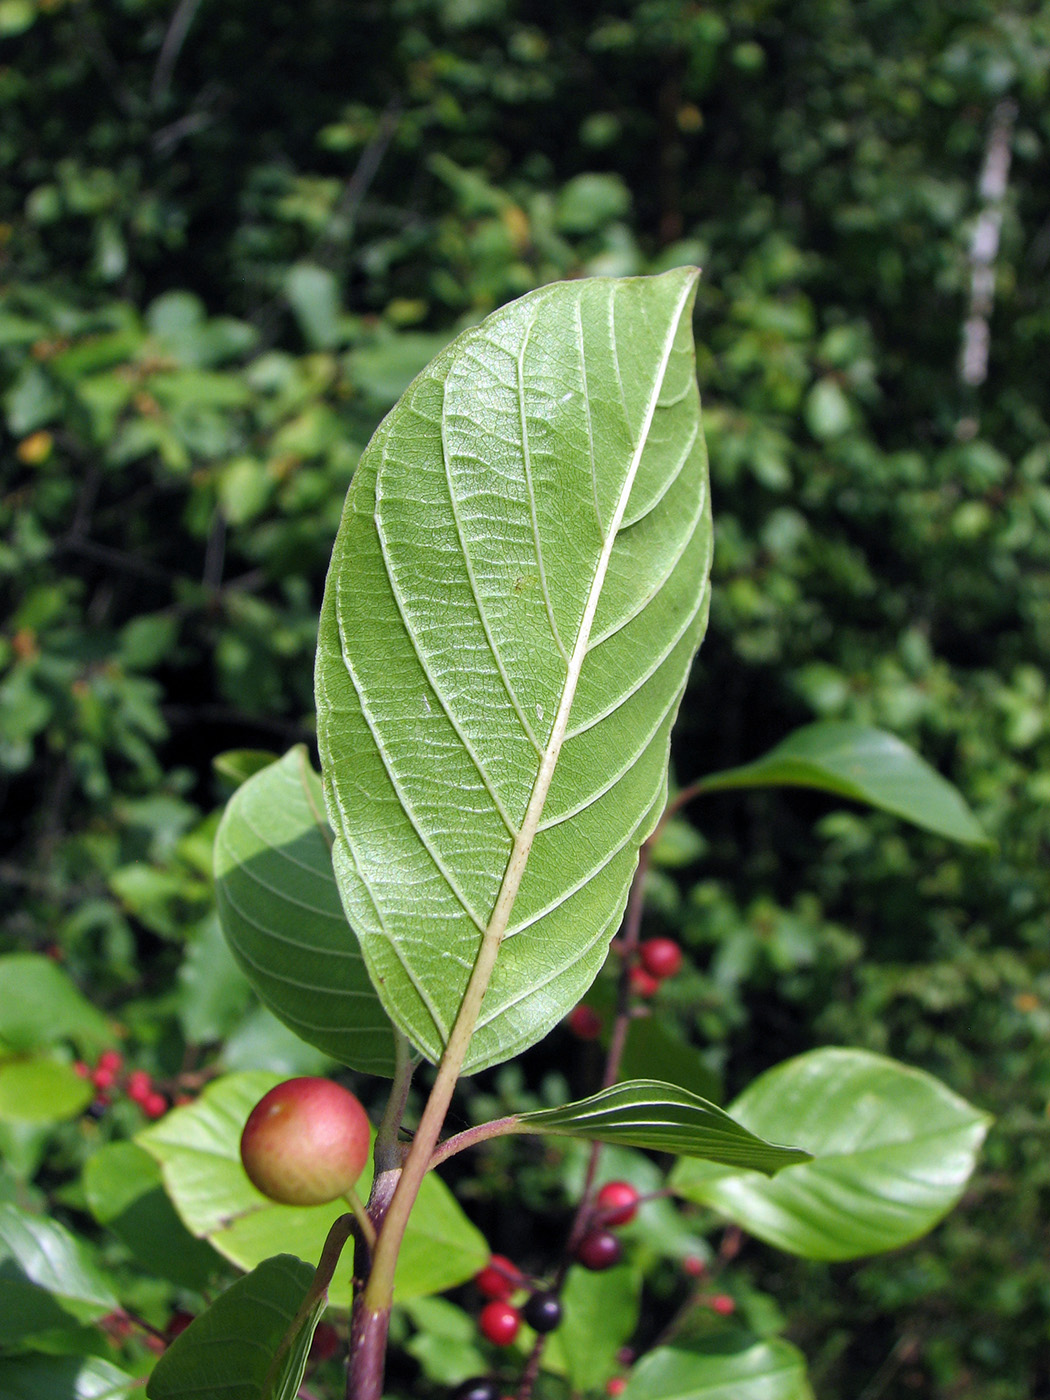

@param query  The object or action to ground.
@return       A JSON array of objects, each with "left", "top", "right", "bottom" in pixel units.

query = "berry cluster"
[
  {"left": 571, "top": 1178, "right": 643, "bottom": 1274},
  {"left": 75, "top": 1050, "right": 168, "bottom": 1119},
  {"left": 471, "top": 1254, "right": 563, "bottom": 1350},
  {"left": 628, "top": 937, "right": 684, "bottom": 1000}
]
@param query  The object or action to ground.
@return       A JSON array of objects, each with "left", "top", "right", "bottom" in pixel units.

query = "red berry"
[
  {"left": 574, "top": 1229, "right": 623, "bottom": 1271},
  {"left": 475, "top": 1255, "right": 523, "bottom": 1300},
  {"left": 478, "top": 1300, "right": 521, "bottom": 1346},
  {"left": 240, "top": 1077, "right": 371, "bottom": 1206},
  {"left": 709, "top": 1294, "right": 736, "bottom": 1316},
  {"left": 98, "top": 1049, "right": 124, "bottom": 1074},
  {"left": 596, "top": 1181, "right": 641, "bottom": 1227},
  {"left": 640, "top": 937, "right": 683, "bottom": 980},
  {"left": 682, "top": 1254, "right": 706, "bottom": 1278},
  {"left": 628, "top": 966, "right": 660, "bottom": 998},
  {"left": 92, "top": 1066, "right": 117, "bottom": 1090},
  {"left": 127, "top": 1069, "right": 153, "bottom": 1103},
  {"left": 607, "top": 1380, "right": 627, "bottom": 1397},
  {"left": 309, "top": 1321, "right": 341, "bottom": 1362},
  {"left": 165, "top": 1310, "right": 195, "bottom": 1341},
  {"left": 142, "top": 1091, "right": 168, "bottom": 1119},
  {"left": 567, "top": 1004, "right": 603, "bottom": 1040}
]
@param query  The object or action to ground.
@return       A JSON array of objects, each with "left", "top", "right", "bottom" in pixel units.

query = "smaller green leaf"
[
  {"left": 213, "top": 750, "right": 279, "bottom": 787},
  {"left": 622, "top": 1335, "right": 814, "bottom": 1400},
  {"left": 0, "top": 955, "right": 111, "bottom": 1054},
  {"left": 214, "top": 746, "right": 397, "bottom": 1076},
  {"left": 0, "top": 1057, "right": 93, "bottom": 1124},
  {"left": 543, "top": 1265, "right": 640, "bottom": 1390},
  {"left": 0, "top": 1203, "right": 118, "bottom": 1348},
  {"left": 146, "top": 1254, "right": 320, "bottom": 1400},
  {"left": 403, "top": 1297, "right": 487, "bottom": 1386},
  {"left": 670, "top": 1048, "right": 991, "bottom": 1260},
  {"left": 0, "top": 1355, "right": 137, "bottom": 1400},
  {"left": 695, "top": 721, "right": 989, "bottom": 845},
  {"left": 515, "top": 1080, "right": 810, "bottom": 1173},
  {"left": 83, "top": 1142, "right": 220, "bottom": 1290}
]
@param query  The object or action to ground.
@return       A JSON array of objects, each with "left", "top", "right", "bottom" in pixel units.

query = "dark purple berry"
[
  {"left": 451, "top": 1380, "right": 500, "bottom": 1400},
  {"left": 574, "top": 1229, "right": 623, "bottom": 1271},
  {"left": 523, "top": 1291, "right": 562, "bottom": 1333}
]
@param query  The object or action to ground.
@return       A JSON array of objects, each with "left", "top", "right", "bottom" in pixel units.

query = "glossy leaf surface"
[
  {"left": 146, "top": 1254, "right": 320, "bottom": 1400},
  {"left": 621, "top": 1336, "right": 813, "bottom": 1400},
  {"left": 0, "top": 1203, "right": 118, "bottom": 1347},
  {"left": 516, "top": 1079, "right": 809, "bottom": 1173},
  {"left": 316, "top": 268, "right": 711, "bottom": 1071},
  {"left": 695, "top": 722, "right": 988, "bottom": 845},
  {"left": 138, "top": 1072, "right": 486, "bottom": 1303},
  {"left": 0, "top": 1356, "right": 137, "bottom": 1400},
  {"left": 670, "top": 1048, "right": 990, "bottom": 1260},
  {"left": 214, "top": 746, "right": 397, "bottom": 1074}
]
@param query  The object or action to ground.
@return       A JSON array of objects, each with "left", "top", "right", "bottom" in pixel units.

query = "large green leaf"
[
  {"left": 146, "top": 1254, "right": 321, "bottom": 1400},
  {"left": 214, "top": 746, "right": 397, "bottom": 1075},
  {"left": 621, "top": 1335, "right": 813, "bottom": 1400},
  {"left": 0, "top": 1203, "right": 118, "bottom": 1348},
  {"left": 138, "top": 1072, "right": 487, "bottom": 1304},
  {"left": 670, "top": 1048, "right": 991, "bottom": 1260},
  {"left": 514, "top": 1080, "right": 810, "bottom": 1173},
  {"left": 694, "top": 722, "right": 988, "bottom": 845},
  {"left": 316, "top": 268, "right": 711, "bottom": 1071}
]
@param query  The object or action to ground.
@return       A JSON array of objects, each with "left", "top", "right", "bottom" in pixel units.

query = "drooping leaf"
[
  {"left": 0, "top": 1202, "right": 118, "bottom": 1348},
  {"left": 138, "top": 1072, "right": 487, "bottom": 1303},
  {"left": 0, "top": 955, "right": 111, "bottom": 1055},
  {"left": 694, "top": 722, "right": 988, "bottom": 846},
  {"left": 146, "top": 1254, "right": 321, "bottom": 1400},
  {"left": 316, "top": 268, "right": 712, "bottom": 1072},
  {"left": 670, "top": 1048, "right": 991, "bottom": 1260},
  {"left": 0, "top": 1355, "right": 137, "bottom": 1400},
  {"left": 83, "top": 1141, "right": 221, "bottom": 1290},
  {"left": 513, "top": 1080, "right": 809, "bottom": 1173},
  {"left": 214, "top": 746, "right": 397, "bottom": 1075},
  {"left": 543, "top": 1264, "right": 640, "bottom": 1390},
  {"left": 621, "top": 1335, "right": 814, "bottom": 1400},
  {"left": 0, "top": 1056, "right": 93, "bottom": 1123}
]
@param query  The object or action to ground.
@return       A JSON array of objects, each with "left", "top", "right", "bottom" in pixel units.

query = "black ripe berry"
[
  {"left": 523, "top": 1291, "right": 562, "bottom": 1333},
  {"left": 451, "top": 1380, "right": 500, "bottom": 1400}
]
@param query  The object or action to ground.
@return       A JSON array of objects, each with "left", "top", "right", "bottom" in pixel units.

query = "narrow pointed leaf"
[
  {"left": 138, "top": 1073, "right": 487, "bottom": 1303},
  {"left": 316, "top": 268, "right": 712, "bottom": 1071},
  {"left": 515, "top": 1079, "right": 810, "bottom": 1173},
  {"left": 621, "top": 1336, "right": 814, "bottom": 1400},
  {"left": 214, "top": 745, "right": 397, "bottom": 1075},
  {"left": 670, "top": 1048, "right": 991, "bottom": 1260},
  {"left": 695, "top": 721, "right": 988, "bottom": 846},
  {"left": 146, "top": 1254, "right": 320, "bottom": 1400}
]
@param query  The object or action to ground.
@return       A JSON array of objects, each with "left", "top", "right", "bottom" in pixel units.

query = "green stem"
[{"left": 374, "top": 1030, "right": 413, "bottom": 1174}]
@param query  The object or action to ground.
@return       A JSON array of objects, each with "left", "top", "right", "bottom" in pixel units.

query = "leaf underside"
[
  {"left": 316, "top": 268, "right": 712, "bottom": 1072},
  {"left": 214, "top": 745, "right": 397, "bottom": 1075}
]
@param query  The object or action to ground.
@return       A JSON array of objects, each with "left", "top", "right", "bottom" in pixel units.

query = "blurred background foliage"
[{"left": 2, "top": 1, "right": 1050, "bottom": 1397}]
